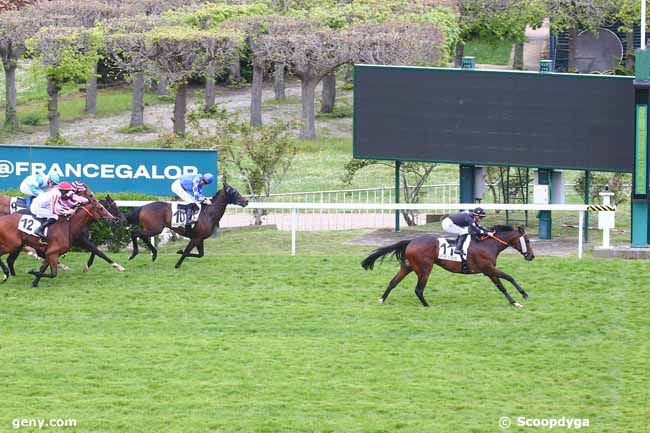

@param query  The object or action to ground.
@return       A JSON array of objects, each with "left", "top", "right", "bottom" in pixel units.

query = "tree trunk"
[
  {"left": 567, "top": 27, "right": 577, "bottom": 72},
  {"left": 156, "top": 78, "right": 169, "bottom": 96},
  {"left": 320, "top": 71, "right": 336, "bottom": 113},
  {"left": 273, "top": 63, "right": 286, "bottom": 101},
  {"left": 228, "top": 52, "right": 241, "bottom": 84},
  {"left": 47, "top": 78, "right": 61, "bottom": 140},
  {"left": 205, "top": 60, "right": 216, "bottom": 111},
  {"left": 3, "top": 60, "right": 18, "bottom": 129},
  {"left": 173, "top": 84, "right": 188, "bottom": 137},
  {"left": 84, "top": 61, "right": 98, "bottom": 115},
  {"left": 250, "top": 63, "right": 264, "bottom": 127},
  {"left": 129, "top": 71, "right": 145, "bottom": 128},
  {"left": 300, "top": 77, "right": 319, "bottom": 139},
  {"left": 454, "top": 41, "right": 465, "bottom": 67},
  {"left": 513, "top": 42, "right": 524, "bottom": 70},
  {"left": 625, "top": 31, "right": 635, "bottom": 70}
]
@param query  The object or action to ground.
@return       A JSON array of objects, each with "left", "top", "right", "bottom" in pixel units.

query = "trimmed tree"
[
  {"left": 104, "top": 15, "right": 160, "bottom": 129},
  {"left": 27, "top": 26, "right": 101, "bottom": 142},
  {"left": 251, "top": 17, "right": 353, "bottom": 139},
  {"left": 145, "top": 26, "right": 240, "bottom": 136}
]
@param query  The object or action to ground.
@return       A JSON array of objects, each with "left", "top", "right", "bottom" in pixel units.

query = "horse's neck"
[
  {"left": 491, "top": 232, "right": 516, "bottom": 253},
  {"left": 68, "top": 208, "right": 93, "bottom": 236},
  {"left": 207, "top": 192, "right": 228, "bottom": 223}
]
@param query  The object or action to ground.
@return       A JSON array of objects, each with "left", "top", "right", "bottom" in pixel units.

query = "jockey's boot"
[
  {"left": 184, "top": 205, "right": 194, "bottom": 234},
  {"left": 454, "top": 234, "right": 467, "bottom": 255},
  {"left": 34, "top": 218, "right": 56, "bottom": 239}
]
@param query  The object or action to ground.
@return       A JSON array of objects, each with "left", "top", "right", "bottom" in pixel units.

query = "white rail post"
[
  {"left": 291, "top": 208, "right": 297, "bottom": 256},
  {"left": 578, "top": 210, "right": 584, "bottom": 259}
]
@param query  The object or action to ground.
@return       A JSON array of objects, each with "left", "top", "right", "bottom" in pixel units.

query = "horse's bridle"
[{"left": 487, "top": 232, "right": 531, "bottom": 258}]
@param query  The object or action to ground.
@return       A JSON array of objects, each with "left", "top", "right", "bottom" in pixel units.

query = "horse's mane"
[{"left": 489, "top": 225, "right": 515, "bottom": 233}]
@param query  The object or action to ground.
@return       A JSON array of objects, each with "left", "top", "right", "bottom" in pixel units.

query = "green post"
[
  {"left": 537, "top": 169, "right": 552, "bottom": 239},
  {"left": 461, "top": 56, "right": 475, "bottom": 70},
  {"left": 395, "top": 160, "right": 401, "bottom": 232},
  {"left": 537, "top": 61, "right": 553, "bottom": 240},
  {"left": 458, "top": 58, "right": 475, "bottom": 204},
  {"left": 632, "top": 49, "right": 650, "bottom": 247},
  {"left": 583, "top": 170, "right": 590, "bottom": 242},
  {"left": 459, "top": 165, "right": 475, "bottom": 203}
]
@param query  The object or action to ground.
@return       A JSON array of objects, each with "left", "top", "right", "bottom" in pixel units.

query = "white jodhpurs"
[
  {"left": 441, "top": 217, "right": 468, "bottom": 236},
  {"left": 171, "top": 179, "right": 195, "bottom": 203},
  {"left": 31, "top": 207, "right": 58, "bottom": 220}
]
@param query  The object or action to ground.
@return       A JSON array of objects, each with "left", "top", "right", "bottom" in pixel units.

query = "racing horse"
[
  {"left": 126, "top": 183, "right": 248, "bottom": 268},
  {"left": 4, "top": 196, "right": 128, "bottom": 276},
  {"left": 0, "top": 188, "right": 117, "bottom": 286},
  {"left": 361, "top": 225, "right": 535, "bottom": 308}
]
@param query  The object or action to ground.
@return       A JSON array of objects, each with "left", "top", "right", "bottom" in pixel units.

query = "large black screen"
[{"left": 353, "top": 65, "right": 634, "bottom": 172}]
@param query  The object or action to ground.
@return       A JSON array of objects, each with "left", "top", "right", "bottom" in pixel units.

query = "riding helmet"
[
  {"left": 58, "top": 181, "right": 73, "bottom": 191},
  {"left": 48, "top": 173, "right": 61, "bottom": 184},
  {"left": 471, "top": 207, "right": 486, "bottom": 217}
]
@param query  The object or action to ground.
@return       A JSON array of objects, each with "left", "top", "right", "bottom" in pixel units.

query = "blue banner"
[{"left": 0, "top": 145, "right": 218, "bottom": 196}]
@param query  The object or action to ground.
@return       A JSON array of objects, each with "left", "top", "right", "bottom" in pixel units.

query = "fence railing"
[{"left": 116, "top": 201, "right": 600, "bottom": 258}]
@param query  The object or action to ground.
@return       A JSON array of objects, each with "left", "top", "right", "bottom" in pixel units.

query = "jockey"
[
  {"left": 30, "top": 181, "right": 88, "bottom": 239},
  {"left": 19, "top": 173, "right": 61, "bottom": 202},
  {"left": 170, "top": 173, "right": 215, "bottom": 232},
  {"left": 441, "top": 207, "right": 488, "bottom": 256}
]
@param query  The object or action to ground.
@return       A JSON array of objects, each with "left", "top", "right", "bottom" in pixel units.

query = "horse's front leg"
[
  {"left": 7, "top": 247, "right": 22, "bottom": 277},
  {"left": 493, "top": 269, "right": 528, "bottom": 300},
  {"left": 29, "top": 257, "right": 57, "bottom": 288},
  {"left": 78, "top": 238, "right": 125, "bottom": 272},
  {"left": 175, "top": 238, "right": 200, "bottom": 269},
  {"left": 176, "top": 239, "right": 204, "bottom": 258},
  {"left": 486, "top": 275, "right": 522, "bottom": 308}
]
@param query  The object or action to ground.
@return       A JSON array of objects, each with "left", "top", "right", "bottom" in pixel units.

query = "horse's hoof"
[
  {"left": 513, "top": 302, "right": 524, "bottom": 309},
  {"left": 378, "top": 298, "right": 384, "bottom": 304},
  {"left": 28, "top": 270, "right": 37, "bottom": 276},
  {"left": 2, "top": 274, "right": 7, "bottom": 282},
  {"left": 523, "top": 293, "right": 529, "bottom": 300},
  {"left": 151, "top": 255, "right": 157, "bottom": 262},
  {"left": 83, "top": 264, "right": 89, "bottom": 273},
  {"left": 112, "top": 263, "right": 126, "bottom": 272},
  {"left": 176, "top": 250, "right": 184, "bottom": 255},
  {"left": 59, "top": 264, "right": 70, "bottom": 272},
  {"left": 128, "top": 253, "right": 137, "bottom": 261}
]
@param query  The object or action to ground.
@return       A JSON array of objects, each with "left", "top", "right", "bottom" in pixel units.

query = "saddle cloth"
[
  {"left": 17, "top": 215, "right": 48, "bottom": 237},
  {"left": 171, "top": 203, "right": 201, "bottom": 228},
  {"left": 10, "top": 197, "right": 29, "bottom": 214},
  {"left": 437, "top": 236, "right": 472, "bottom": 262}
]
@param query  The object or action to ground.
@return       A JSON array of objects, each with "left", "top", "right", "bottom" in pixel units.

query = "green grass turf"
[
  {"left": 463, "top": 38, "right": 514, "bottom": 65},
  {"left": 0, "top": 229, "right": 647, "bottom": 432}
]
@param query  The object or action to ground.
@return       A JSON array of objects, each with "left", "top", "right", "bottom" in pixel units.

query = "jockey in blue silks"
[
  {"left": 19, "top": 173, "right": 61, "bottom": 207},
  {"left": 171, "top": 173, "right": 215, "bottom": 232}
]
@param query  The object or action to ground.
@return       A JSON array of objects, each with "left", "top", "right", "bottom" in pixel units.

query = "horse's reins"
[{"left": 487, "top": 232, "right": 529, "bottom": 255}]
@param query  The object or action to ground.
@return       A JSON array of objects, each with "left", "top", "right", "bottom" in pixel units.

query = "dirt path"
[{"left": 10, "top": 80, "right": 353, "bottom": 146}]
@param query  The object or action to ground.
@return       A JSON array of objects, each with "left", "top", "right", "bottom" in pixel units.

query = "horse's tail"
[
  {"left": 361, "top": 239, "right": 411, "bottom": 270},
  {"left": 126, "top": 207, "right": 142, "bottom": 225}
]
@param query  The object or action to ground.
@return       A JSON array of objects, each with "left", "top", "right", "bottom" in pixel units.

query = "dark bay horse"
[
  {"left": 361, "top": 225, "right": 535, "bottom": 308},
  {"left": 0, "top": 194, "right": 16, "bottom": 215},
  {"left": 0, "top": 190, "right": 116, "bottom": 286},
  {"left": 127, "top": 184, "right": 248, "bottom": 268}
]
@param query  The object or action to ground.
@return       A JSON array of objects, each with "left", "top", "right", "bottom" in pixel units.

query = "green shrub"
[{"left": 20, "top": 111, "right": 43, "bottom": 126}]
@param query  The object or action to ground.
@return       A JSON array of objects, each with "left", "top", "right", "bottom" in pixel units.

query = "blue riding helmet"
[
  {"left": 48, "top": 173, "right": 61, "bottom": 185},
  {"left": 203, "top": 173, "right": 215, "bottom": 184}
]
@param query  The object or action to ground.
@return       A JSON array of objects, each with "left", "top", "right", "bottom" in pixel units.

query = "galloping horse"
[
  {"left": 127, "top": 184, "right": 248, "bottom": 268},
  {"left": 0, "top": 189, "right": 117, "bottom": 287},
  {"left": 4, "top": 196, "right": 128, "bottom": 276},
  {"left": 361, "top": 225, "right": 535, "bottom": 308}
]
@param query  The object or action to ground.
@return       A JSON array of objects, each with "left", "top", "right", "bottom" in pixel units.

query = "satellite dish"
[{"left": 575, "top": 28, "right": 624, "bottom": 73}]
